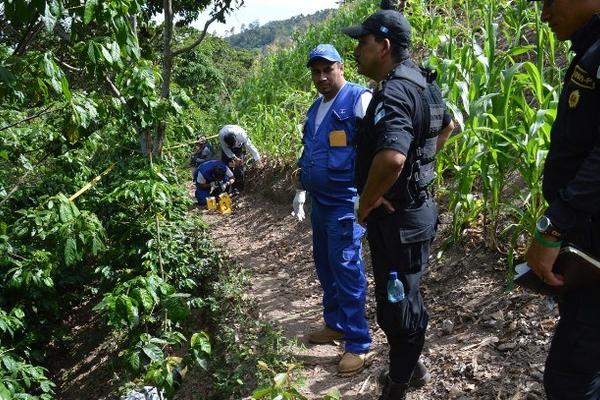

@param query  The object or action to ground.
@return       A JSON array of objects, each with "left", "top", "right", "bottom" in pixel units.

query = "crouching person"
[{"left": 193, "top": 160, "right": 235, "bottom": 205}]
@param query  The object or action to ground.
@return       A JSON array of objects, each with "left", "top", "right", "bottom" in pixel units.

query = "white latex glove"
[
  {"left": 209, "top": 181, "right": 219, "bottom": 194},
  {"left": 353, "top": 195, "right": 360, "bottom": 221},
  {"left": 291, "top": 190, "right": 306, "bottom": 221}
]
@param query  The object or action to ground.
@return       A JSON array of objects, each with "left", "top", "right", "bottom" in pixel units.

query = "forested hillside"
[
  {"left": 226, "top": 9, "right": 333, "bottom": 50},
  {"left": 0, "top": 0, "right": 573, "bottom": 398}
]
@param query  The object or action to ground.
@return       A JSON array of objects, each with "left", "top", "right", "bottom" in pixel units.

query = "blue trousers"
[
  {"left": 195, "top": 188, "right": 209, "bottom": 205},
  {"left": 310, "top": 199, "right": 371, "bottom": 354},
  {"left": 195, "top": 186, "right": 225, "bottom": 205}
]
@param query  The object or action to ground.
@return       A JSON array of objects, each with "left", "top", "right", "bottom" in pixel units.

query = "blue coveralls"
[
  {"left": 193, "top": 160, "right": 230, "bottom": 205},
  {"left": 298, "top": 83, "right": 371, "bottom": 354}
]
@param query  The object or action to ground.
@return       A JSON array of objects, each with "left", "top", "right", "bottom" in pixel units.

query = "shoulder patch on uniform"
[
  {"left": 571, "top": 65, "right": 596, "bottom": 89},
  {"left": 374, "top": 102, "right": 385, "bottom": 125},
  {"left": 569, "top": 89, "right": 580, "bottom": 109}
]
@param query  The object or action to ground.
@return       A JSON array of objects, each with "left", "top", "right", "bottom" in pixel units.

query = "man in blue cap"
[
  {"left": 524, "top": 0, "right": 600, "bottom": 398},
  {"left": 292, "top": 43, "right": 373, "bottom": 376}
]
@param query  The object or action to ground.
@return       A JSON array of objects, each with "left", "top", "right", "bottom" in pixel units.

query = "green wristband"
[{"left": 534, "top": 229, "right": 562, "bottom": 248}]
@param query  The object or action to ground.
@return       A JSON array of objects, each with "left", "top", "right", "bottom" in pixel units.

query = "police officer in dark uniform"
[
  {"left": 342, "top": 9, "right": 454, "bottom": 400},
  {"left": 524, "top": 0, "right": 600, "bottom": 398}
]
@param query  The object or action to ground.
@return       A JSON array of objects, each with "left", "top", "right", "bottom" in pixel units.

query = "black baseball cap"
[{"left": 341, "top": 9, "right": 411, "bottom": 47}]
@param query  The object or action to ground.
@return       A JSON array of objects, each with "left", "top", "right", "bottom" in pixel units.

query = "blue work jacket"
[{"left": 298, "top": 83, "right": 368, "bottom": 207}]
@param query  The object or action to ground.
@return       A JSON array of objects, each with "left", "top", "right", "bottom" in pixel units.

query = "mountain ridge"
[{"left": 225, "top": 9, "right": 334, "bottom": 50}]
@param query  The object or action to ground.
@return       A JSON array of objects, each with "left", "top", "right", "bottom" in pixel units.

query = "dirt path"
[{"left": 200, "top": 191, "right": 559, "bottom": 400}]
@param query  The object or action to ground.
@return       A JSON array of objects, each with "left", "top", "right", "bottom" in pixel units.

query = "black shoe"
[
  {"left": 378, "top": 376, "right": 408, "bottom": 400},
  {"left": 378, "top": 359, "right": 431, "bottom": 388}
]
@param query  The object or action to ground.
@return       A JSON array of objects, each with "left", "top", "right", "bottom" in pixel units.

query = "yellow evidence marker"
[
  {"left": 217, "top": 192, "right": 232, "bottom": 215},
  {"left": 206, "top": 196, "right": 217, "bottom": 210}
]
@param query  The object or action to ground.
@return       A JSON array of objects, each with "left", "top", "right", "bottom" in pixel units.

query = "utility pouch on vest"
[{"left": 329, "top": 130, "right": 347, "bottom": 147}]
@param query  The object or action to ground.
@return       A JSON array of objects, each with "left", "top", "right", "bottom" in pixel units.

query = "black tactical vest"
[{"left": 359, "top": 63, "right": 446, "bottom": 205}]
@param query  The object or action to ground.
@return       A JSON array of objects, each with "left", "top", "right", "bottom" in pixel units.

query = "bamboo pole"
[
  {"left": 68, "top": 163, "right": 116, "bottom": 202},
  {"left": 163, "top": 134, "right": 219, "bottom": 151}
]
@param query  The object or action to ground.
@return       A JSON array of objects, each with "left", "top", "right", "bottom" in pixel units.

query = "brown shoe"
[
  {"left": 308, "top": 326, "right": 344, "bottom": 344},
  {"left": 338, "top": 352, "right": 369, "bottom": 376}
]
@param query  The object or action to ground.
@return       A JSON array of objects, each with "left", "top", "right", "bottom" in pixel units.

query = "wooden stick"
[
  {"left": 68, "top": 163, "right": 116, "bottom": 201},
  {"left": 163, "top": 133, "right": 219, "bottom": 150}
]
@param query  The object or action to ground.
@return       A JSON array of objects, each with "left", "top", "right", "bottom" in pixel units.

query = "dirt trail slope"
[{"left": 200, "top": 191, "right": 559, "bottom": 400}]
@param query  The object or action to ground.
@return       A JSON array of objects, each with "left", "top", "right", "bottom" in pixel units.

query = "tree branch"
[
  {"left": 0, "top": 153, "right": 50, "bottom": 207},
  {"left": 14, "top": 20, "right": 43, "bottom": 55},
  {"left": 104, "top": 75, "right": 126, "bottom": 104},
  {"left": 172, "top": 14, "right": 218, "bottom": 57},
  {"left": 0, "top": 104, "right": 61, "bottom": 132},
  {"left": 56, "top": 59, "right": 82, "bottom": 72}
]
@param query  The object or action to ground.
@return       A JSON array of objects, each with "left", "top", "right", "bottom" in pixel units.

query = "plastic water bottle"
[{"left": 387, "top": 272, "right": 405, "bottom": 303}]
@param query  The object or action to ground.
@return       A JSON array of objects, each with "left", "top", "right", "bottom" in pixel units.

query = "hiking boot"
[
  {"left": 378, "top": 376, "right": 408, "bottom": 400},
  {"left": 308, "top": 326, "right": 344, "bottom": 344},
  {"left": 338, "top": 352, "right": 368, "bottom": 376},
  {"left": 378, "top": 359, "right": 431, "bottom": 388}
]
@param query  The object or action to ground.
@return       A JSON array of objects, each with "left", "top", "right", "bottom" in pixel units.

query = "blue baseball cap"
[{"left": 307, "top": 44, "right": 343, "bottom": 67}]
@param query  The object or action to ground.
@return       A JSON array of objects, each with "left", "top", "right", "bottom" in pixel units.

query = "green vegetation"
[
  {"left": 0, "top": 1, "right": 282, "bottom": 399},
  {"left": 0, "top": 0, "right": 576, "bottom": 397}
]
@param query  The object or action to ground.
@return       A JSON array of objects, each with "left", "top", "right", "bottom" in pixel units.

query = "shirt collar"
[
  {"left": 570, "top": 13, "right": 600, "bottom": 55},
  {"left": 377, "top": 59, "right": 414, "bottom": 91}
]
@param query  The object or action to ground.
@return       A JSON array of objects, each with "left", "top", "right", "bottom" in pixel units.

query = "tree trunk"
[{"left": 155, "top": 0, "right": 174, "bottom": 158}]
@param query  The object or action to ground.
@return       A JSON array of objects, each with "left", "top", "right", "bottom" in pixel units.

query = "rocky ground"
[{"left": 199, "top": 189, "right": 558, "bottom": 400}]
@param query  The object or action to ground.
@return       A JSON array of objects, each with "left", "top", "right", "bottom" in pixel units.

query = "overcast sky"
[{"left": 194, "top": 0, "right": 340, "bottom": 36}]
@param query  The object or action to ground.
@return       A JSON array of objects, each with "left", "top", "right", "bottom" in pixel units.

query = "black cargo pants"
[
  {"left": 366, "top": 197, "right": 437, "bottom": 384},
  {"left": 544, "top": 222, "right": 600, "bottom": 399}
]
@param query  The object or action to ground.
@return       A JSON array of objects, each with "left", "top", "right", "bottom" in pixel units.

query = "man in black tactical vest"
[
  {"left": 342, "top": 9, "right": 454, "bottom": 400},
  {"left": 524, "top": 0, "right": 600, "bottom": 398}
]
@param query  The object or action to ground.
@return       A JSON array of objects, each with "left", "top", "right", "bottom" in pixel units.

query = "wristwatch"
[{"left": 535, "top": 215, "right": 562, "bottom": 240}]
